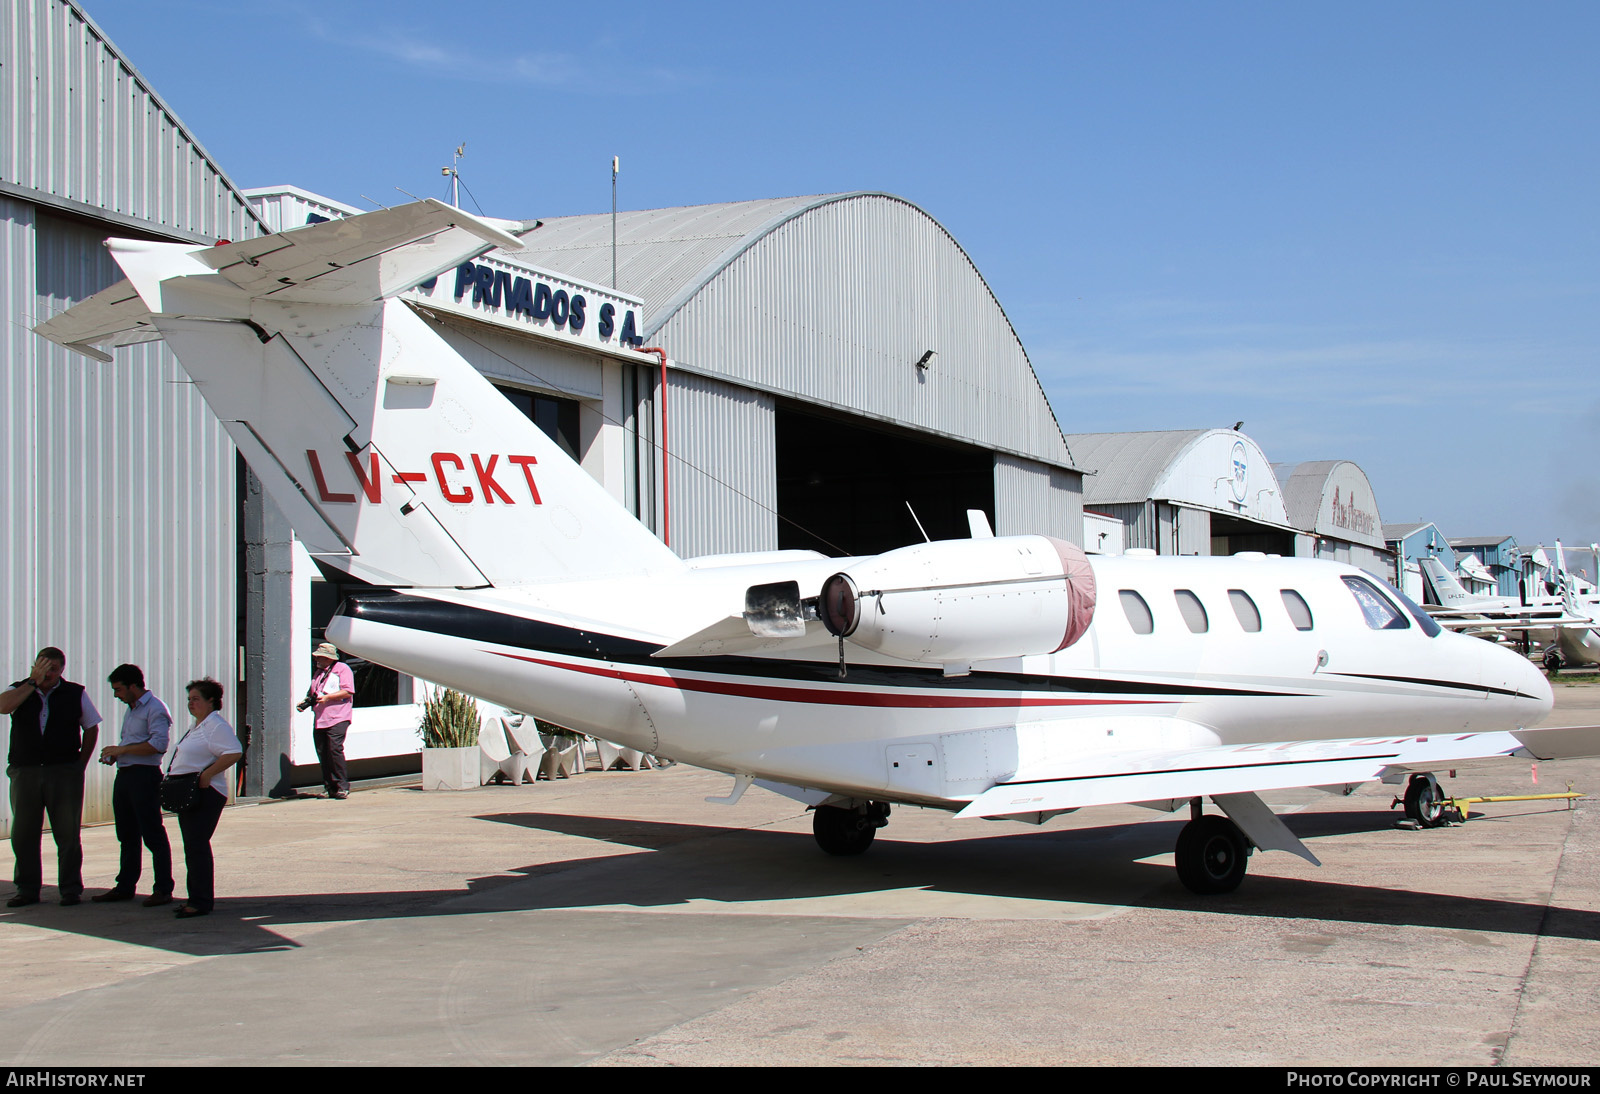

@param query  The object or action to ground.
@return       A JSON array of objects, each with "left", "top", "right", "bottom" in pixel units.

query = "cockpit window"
[
  {"left": 1342, "top": 576, "right": 1411, "bottom": 630},
  {"left": 1384, "top": 579, "right": 1441, "bottom": 637},
  {"left": 1175, "top": 590, "right": 1208, "bottom": 633},
  {"left": 1280, "top": 590, "right": 1314, "bottom": 631},
  {"left": 1119, "top": 590, "right": 1154, "bottom": 635},
  {"left": 1228, "top": 590, "right": 1262, "bottom": 633}
]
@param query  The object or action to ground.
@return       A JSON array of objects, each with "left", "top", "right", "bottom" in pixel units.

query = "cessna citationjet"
[{"left": 35, "top": 201, "right": 1597, "bottom": 894}]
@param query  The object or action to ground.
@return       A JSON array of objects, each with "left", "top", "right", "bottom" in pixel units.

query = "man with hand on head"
[
  {"left": 1, "top": 647, "right": 101, "bottom": 907},
  {"left": 94, "top": 664, "right": 174, "bottom": 907}
]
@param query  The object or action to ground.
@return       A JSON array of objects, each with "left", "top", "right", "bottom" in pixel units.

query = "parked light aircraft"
[{"left": 35, "top": 201, "right": 1600, "bottom": 894}]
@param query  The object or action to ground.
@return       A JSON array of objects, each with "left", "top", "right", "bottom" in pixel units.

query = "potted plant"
[{"left": 420, "top": 687, "right": 481, "bottom": 790}]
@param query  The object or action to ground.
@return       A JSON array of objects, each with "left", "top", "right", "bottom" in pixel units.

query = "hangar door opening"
[
  {"left": 1210, "top": 513, "right": 1296, "bottom": 557},
  {"left": 775, "top": 403, "right": 995, "bottom": 557}
]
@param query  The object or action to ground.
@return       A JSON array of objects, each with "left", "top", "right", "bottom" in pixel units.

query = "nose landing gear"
[{"left": 1402, "top": 773, "right": 1449, "bottom": 827}]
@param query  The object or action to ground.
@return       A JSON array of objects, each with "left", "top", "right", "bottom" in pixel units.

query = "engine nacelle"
[{"left": 818, "top": 535, "right": 1097, "bottom": 664}]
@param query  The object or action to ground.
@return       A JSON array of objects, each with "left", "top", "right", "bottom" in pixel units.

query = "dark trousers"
[
  {"left": 313, "top": 720, "right": 350, "bottom": 795},
  {"left": 177, "top": 787, "right": 227, "bottom": 912},
  {"left": 112, "top": 765, "right": 172, "bottom": 895},
  {"left": 8, "top": 763, "right": 85, "bottom": 898}
]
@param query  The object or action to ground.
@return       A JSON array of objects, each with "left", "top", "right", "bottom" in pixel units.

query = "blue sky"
[{"left": 91, "top": 1, "right": 1599, "bottom": 560}]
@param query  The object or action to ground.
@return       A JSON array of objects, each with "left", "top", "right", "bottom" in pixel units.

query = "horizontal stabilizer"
[
  {"left": 195, "top": 198, "right": 535, "bottom": 306},
  {"left": 956, "top": 731, "right": 1531, "bottom": 819},
  {"left": 32, "top": 279, "right": 160, "bottom": 358}
]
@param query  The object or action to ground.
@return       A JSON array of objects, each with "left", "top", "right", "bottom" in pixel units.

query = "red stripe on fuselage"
[{"left": 488, "top": 650, "right": 1170, "bottom": 709}]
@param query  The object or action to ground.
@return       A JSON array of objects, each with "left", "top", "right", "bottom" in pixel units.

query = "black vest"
[{"left": 8, "top": 680, "right": 88, "bottom": 767}]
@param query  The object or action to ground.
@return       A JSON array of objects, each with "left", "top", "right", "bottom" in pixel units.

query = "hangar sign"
[{"left": 406, "top": 255, "right": 646, "bottom": 356}]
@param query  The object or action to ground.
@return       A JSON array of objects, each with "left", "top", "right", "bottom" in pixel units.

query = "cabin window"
[
  {"left": 1342, "top": 576, "right": 1411, "bottom": 630},
  {"left": 1174, "top": 590, "right": 1208, "bottom": 633},
  {"left": 1119, "top": 590, "right": 1154, "bottom": 635},
  {"left": 1280, "top": 590, "right": 1314, "bottom": 631},
  {"left": 1228, "top": 590, "right": 1262, "bottom": 632}
]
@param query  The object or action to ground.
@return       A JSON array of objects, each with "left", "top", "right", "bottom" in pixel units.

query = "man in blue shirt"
[{"left": 93, "top": 664, "right": 173, "bottom": 906}]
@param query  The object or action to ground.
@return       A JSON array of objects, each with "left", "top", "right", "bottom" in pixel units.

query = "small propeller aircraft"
[{"left": 35, "top": 201, "right": 1598, "bottom": 894}]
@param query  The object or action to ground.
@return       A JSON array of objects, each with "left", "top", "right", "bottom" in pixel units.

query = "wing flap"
[{"left": 956, "top": 731, "right": 1528, "bottom": 819}]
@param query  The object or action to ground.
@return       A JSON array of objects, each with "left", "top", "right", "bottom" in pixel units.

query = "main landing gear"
[
  {"left": 1175, "top": 807, "right": 1251, "bottom": 895},
  {"left": 812, "top": 801, "right": 891, "bottom": 855}
]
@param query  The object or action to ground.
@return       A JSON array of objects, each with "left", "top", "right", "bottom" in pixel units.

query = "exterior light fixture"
[{"left": 915, "top": 350, "right": 935, "bottom": 372}]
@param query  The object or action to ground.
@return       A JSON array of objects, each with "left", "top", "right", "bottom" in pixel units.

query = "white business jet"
[{"left": 34, "top": 201, "right": 1597, "bottom": 894}]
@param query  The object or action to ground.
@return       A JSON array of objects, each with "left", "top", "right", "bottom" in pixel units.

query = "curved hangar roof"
[
  {"left": 1066, "top": 429, "right": 1292, "bottom": 528},
  {"left": 1272, "top": 460, "right": 1386, "bottom": 549},
  {"left": 512, "top": 192, "right": 1077, "bottom": 471}
]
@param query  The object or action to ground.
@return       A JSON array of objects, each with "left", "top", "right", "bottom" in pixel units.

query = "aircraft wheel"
[
  {"left": 1544, "top": 648, "right": 1565, "bottom": 674},
  {"left": 812, "top": 804, "right": 880, "bottom": 856},
  {"left": 1404, "top": 776, "right": 1448, "bottom": 828},
  {"left": 1175, "top": 814, "right": 1249, "bottom": 895}
]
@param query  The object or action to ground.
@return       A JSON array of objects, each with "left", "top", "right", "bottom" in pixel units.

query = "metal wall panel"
[
  {"left": 1094, "top": 502, "right": 1158, "bottom": 551},
  {"left": 1176, "top": 505, "right": 1211, "bottom": 556},
  {"left": 2, "top": 0, "right": 263, "bottom": 242},
  {"left": 2, "top": 207, "right": 236, "bottom": 836},
  {"left": 665, "top": 371, "right": 776, "bottom": 558},
  {"left": 994, "top": 454, "right": 1083, "bottom": 543}
]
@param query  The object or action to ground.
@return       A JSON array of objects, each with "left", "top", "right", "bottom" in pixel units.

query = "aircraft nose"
[{"left": 1482, "top": 639, "right": 1553, "bottom": 725}]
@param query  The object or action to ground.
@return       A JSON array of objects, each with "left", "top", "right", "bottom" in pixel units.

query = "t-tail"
[
  {"left": 1418, "top": 555, "right": 1477, "bottom": 608},
  {"left": 33, "top": 200, "right": 684, "bottom": 589}
]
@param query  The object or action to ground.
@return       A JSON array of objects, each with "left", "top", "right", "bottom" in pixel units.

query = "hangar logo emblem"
[{"left": 1229, "top": 440, "right": 1248, "bottom": 503}]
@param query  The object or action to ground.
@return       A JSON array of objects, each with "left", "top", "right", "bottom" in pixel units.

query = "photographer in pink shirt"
[{"left": 299, "top": 642, "right": 354, "bottom": 799}]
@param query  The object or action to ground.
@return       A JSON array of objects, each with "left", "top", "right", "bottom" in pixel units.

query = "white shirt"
[{"left": 169, "top": 711, "right": 242, "bottom": 796}]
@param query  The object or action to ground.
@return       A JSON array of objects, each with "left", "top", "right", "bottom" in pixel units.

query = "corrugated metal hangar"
[
  {"left": 1069, "top": 430, "right": 1390, "bottom": 581},
  {"left": 1, "top": 0, "right": 264, "bottom": 828}
]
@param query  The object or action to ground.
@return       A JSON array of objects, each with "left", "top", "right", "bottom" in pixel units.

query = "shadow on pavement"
[{"left": 5, "top": 805, "right": 1593, "bottom": 957}]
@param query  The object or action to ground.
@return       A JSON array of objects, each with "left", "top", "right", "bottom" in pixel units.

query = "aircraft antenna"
[{"left": 906, "top": 501, "right": 931, "bottom": 543}]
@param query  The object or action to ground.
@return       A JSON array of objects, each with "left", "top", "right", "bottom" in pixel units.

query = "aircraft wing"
[
  {"left": 31, "top": 279, "right": 160, "bottom": 362},
  {"left": 955, "top": 724, "right": 1600, "bottom": 819}
]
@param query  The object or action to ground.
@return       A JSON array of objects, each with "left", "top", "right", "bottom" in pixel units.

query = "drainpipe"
[{"left": 637, "top": 346, "right": 670, "bottom": 548}]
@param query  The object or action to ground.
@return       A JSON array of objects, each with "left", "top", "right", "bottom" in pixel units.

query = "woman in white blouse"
[{"left": 169, "top": 678, "right": 243, "bottom": 919}]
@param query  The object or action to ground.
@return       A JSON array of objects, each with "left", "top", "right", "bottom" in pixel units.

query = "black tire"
[
  {"left": 1175, "top": 815, "right": 1249, "bottom": 895},
  {"left": 812, "top": 804, "right": 877, "bottom": 856},
  {"left": 1544, "top": 648, "right": 1564, "bottom": 674},
  {"left": 1404, "top": 777, "right": 1447, "bottom": 828}
]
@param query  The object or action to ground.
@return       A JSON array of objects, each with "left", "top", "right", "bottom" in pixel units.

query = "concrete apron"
[{"left": 0, "top": 685, "right": 1597, "bottom": 1066}]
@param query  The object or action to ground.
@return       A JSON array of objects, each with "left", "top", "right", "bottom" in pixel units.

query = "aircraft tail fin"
[
  {"left": 1419, "top": 556, "right": 1478, "bottom": 609},
  {"left": 33, "top": 202, "right": 683, "bottom": 588}
]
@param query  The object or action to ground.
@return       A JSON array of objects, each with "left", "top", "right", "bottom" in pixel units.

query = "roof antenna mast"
[
  {"left": 611, "top": 155, "right": 620, "bottom": 289},
  {"left": 442, "top": 143, "right": 466, "bottom": 208}
]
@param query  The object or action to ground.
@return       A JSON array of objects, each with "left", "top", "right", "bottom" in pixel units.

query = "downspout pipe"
[{"left": 637, "top": 346, "right": 670, "bottom": 548}]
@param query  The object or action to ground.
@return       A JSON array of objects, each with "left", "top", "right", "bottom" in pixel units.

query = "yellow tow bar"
[{"left": 1445, "top": 784, "right": 1584, "bottom": 822}]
